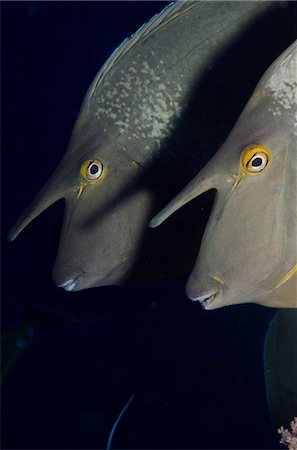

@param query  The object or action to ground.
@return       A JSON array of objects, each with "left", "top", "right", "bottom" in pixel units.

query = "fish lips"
[
  {"left": 191, "top": 293, "right": 217, "bottom": 310},
  {"left": 52, "top": 264, "right": 85, "bottom": 292},
  {"left": 185, "top": 275, "right": 223, "bottom": 310},
  {"left": 57, "top": 278, "right": 79, "bottom": 292},
  {"left": 187, "top": 291, "right": 222, "bottom": 310},
  {"left": 53, "top": 262, "right": 131, "bottom": 292}
]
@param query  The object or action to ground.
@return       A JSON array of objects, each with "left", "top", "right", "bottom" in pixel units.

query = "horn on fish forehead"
[
  {"left": 149, "top": 161, "right": 221, "bottom": 229},
  {"left": 149, "top": 141, "right": 273, "bottom": 228},
  {"left": 7, "top": 161, "right": 71, "bottom": 242}
]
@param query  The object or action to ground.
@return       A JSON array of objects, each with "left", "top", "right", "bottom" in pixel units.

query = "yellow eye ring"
[
  {"left": 80, "top": 159, "right": 104, "bottom": 183},
  {"left": 240, "top": 145, "right": 271, "bottom": 175}
]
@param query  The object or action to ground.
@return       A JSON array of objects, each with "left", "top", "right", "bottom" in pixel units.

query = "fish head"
[
  {"left": 52, "top": 145, "right": 152, "bottom": 291},
  {"left": 8, "top": 122, "right": 153, "bottom": 291},
  {"left": 150, "top": 41, "right": 297, "bottom": 310},
  {"left": 184, "top": 134, "right": 293, "bottom": 310}
]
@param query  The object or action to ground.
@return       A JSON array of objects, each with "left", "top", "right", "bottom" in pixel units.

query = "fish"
[
  {"left": 150, "top": 41, "right": 297, "bottom": 310},
  {"left": 264, "top": 309, "right": 297, "bottom": 429},
  {"left": 150, "top": 41, "right": 297, "bottom": 427},
  {"left": 7, "top": 1, "right": 280, "bottom": 291}
]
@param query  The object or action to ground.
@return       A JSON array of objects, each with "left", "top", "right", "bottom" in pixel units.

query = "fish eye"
[
  {"left": 246, "top": 152, "right": 268, "bottom": 172},
  {"left": 87, "top": 161, "right": 103, "bottom": 180},
  {"left": 80, "top": 159, "right": 103, "bottom": 183},
  {"left": 240, "top": 145, "right": 271, "bottom": 174}
]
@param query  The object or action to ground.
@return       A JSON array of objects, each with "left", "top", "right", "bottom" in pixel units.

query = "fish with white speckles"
[{"left": 8, "top": 1, "right": 287, "bottom": 291}]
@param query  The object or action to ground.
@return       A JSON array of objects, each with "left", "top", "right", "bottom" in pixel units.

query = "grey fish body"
[
  {"left": 151, "top": 40, "right": 297, "bottom": 309},
  {"left": 151, "top": 41, "right": 297, "bottom": 428},
  {"left": 8, "top": 1, "right": 286, "bottom": 291}
]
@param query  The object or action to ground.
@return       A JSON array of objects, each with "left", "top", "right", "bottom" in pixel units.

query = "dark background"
[{"left": 1, "top": 2, "right": 295, "bottom": 449}]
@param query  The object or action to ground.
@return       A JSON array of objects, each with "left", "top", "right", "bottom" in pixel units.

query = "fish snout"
[{"left": 52, "top": 266, "right": 83, "bottom": 292}]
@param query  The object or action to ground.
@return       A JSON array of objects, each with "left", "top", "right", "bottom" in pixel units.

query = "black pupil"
[
  {"left": 90, "top": 164, "right": 99, "bottom": 174},
  {"left": 252, "top": 157, "right": 263, "bottom": 167}
]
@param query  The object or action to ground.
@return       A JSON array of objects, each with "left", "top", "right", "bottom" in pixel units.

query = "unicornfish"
[
  {"left": 7, "top": 1, "right": 275, "bottom": 291},
  {"left": 150, "top": 41, "right": 297, "bottom": 428}
]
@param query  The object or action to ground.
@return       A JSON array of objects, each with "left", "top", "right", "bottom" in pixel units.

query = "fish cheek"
[
  {"left": 52, "top": 185, "right": 126, "bottom": 287},
  {"left": 53, "top": 172, "right": 153, "bottom": 288},
  {"left": 202, "top": 173, "right": 285, "bottom": 303},
  {"left": 82, "top": 182, "right": 153, "bottom": 286}
]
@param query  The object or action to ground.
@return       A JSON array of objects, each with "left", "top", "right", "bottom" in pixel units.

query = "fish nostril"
[{"left": 57, "top": 278, "right": 79, "bottom": 292}]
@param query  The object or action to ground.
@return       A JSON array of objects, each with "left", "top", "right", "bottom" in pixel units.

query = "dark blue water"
[{"left": 2, "top": 2, "right": 295, "bottom": 449}]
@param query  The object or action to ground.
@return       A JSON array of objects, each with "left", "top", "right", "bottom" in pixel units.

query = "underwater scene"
[{"left": 2, "top": 1, "right": 297, "bottom": 449}]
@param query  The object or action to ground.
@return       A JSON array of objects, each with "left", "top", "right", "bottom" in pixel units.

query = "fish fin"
[
  {"left": 106, "top": 394, "right": 135, "bottom": 449},
  {"left": 264, "top": 309, "right": 297, "bottom": 428}
]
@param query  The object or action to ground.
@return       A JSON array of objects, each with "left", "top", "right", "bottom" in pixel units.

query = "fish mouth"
[
  {"left": 57, "top": 278, "right": 79, "bottom": 292},
  {"left": 55, "top": 264, "right": 127, "bottom": 292},
  {"left": 188, "top": 292, "right": 219, "bottom": 310}
]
